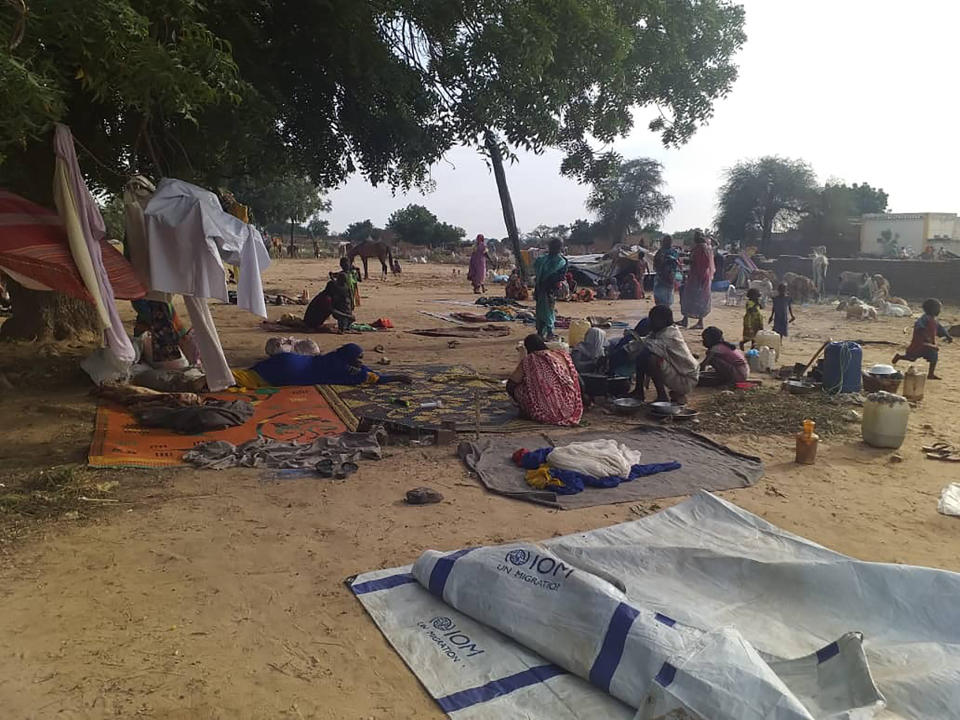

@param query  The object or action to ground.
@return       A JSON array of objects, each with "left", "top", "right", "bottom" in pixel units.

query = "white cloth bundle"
[{"left": 547, "top": 439, "right": 643, "bottom": 478}]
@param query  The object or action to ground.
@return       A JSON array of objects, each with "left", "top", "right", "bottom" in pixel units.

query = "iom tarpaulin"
[{"left": 351, "top": 492, "right": 960, "bottom": 719}]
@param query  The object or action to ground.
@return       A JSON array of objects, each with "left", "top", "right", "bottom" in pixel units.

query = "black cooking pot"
[{"left": 580, "top": 373, "right": 608, "bottom": 397}]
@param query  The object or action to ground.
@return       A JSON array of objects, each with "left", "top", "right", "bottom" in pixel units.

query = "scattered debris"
[
  {"left": 889, "top": 454, "right": 903, "bottom": 464},
  {"left": 447, "top": 340, "right": 461, "bottom": 349},
  {"left": 698, "top": 387, "right": 855, "bottom": 437},
  {"left": 405, "top": 487, "right": 444, "bottom": 505},
  {"left": 377, "top": 356, "right": 391, "bottom": 366}
]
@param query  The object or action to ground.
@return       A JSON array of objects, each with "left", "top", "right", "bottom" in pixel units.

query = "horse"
[
  {"left": 811, "top": 246, "right": 828, "bottom": 300},
  {"left": 348, "top": 238, "right": 395, "bottom": 279}
]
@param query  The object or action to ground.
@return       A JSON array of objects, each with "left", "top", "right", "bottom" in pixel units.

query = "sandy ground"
[{"left": 2, "top": 259, "right": 960, "bottom": 719}]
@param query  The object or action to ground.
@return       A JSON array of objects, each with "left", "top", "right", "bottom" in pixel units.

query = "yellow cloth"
[
  {"left": 231, "top": 368, "right": 269, "bottom": 389},
  {"left": 53, "top": 161, "right": 110, "bottom": 327},
  {"left": 525, "top": 464, "right": 562, "bottom": 490}
]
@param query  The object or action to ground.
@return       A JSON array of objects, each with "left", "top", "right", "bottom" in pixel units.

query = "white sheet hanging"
[{"left": 144, "top": 178, "right": 270, "bottom": 317}]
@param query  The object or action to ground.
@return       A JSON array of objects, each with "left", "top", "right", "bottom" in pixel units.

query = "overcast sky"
[{"left": 326, "top": 0, "right": 959, "bottom": 238}]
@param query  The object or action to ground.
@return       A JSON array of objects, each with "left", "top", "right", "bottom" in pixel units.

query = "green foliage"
[
  {"left": 343, "top": 220, "right": 380, "bottom": 243},
  {"left": 387, "top": 204, "right": 465, "bottom": 248},
  {"left": 587, "top": 157, "right": 673, "bottom": 244},
  {"left": 1, "top": 0, "right": 746, "bottom": 211},
  {"left": 100, "top": 195, "right": 125, "bottom": 241},
  {"left": 387, "top": 204, "right": 440, "bottom": 245},
  {"left": 227, "top": 175, "right": 330, "bottom": 226},
  {"left": 307, "top": 218, "right": 330, "bottom": 238},
  {"left": 568, "top": 219, "right": 594, "bottom": 249},
  {"left": 798, "top": 181, "right": 889, "bottom": 250},
  {"left": 716, "top": 157, "right": 818, "bottom": 249}
]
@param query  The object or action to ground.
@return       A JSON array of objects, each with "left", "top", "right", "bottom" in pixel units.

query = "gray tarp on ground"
[
  {"left": 350, "top": 492, "right": 960, "bottom": 719},
  {"left": 460, "top": 426, "right": 762, "bottom": 509}
]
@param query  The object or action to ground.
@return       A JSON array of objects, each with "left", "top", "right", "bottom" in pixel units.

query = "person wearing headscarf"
[
  {"left": 233, "top": 343, "right": 412, "bottom": 387},
  {"left": 619, "top": 272, "right": 643, "bottom": 300},
  {"left": 507, "top": 334, "right": 583, "bottom": 426},
  {"left": 467, "top": 234, "right": 494, "bottom": 294},
  {"left": 505, "top": 269, "right": 529, "bottom": 301},
  {"left": 570, "top": 327, "right": 607, "bottom": 374},
  {"left": 699, "top": 326, "right": 748, "bottom": 385},
  {"left": 628, "top": 305, "right": 699, "bottom": 404},
  {"left": 652, "top": 235, "right": 681, "bottom": 307},
  {"left": 679, "top": 231, "right": 715, "bottom": 329},
  {"left": 533, "top": 238, "right": 568, "bottom": 339}
]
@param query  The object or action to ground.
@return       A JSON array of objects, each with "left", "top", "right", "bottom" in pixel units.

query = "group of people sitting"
[{"left": 505, "top": 305, "right": 749, "bottom": 426}]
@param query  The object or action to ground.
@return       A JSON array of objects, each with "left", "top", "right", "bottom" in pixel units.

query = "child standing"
[
  {"left": 893, "top": 298, "right": 953, "bottom": 379},
  {"left": 769, "top": 283, "right": 796, "bottom": 337},
  {"left": 740, "top": 287, "right": 764, "bottom": 350}
]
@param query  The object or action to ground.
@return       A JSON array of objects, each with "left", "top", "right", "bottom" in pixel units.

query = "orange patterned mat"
[{"left": 88, "top": 386, "right": 348, "bottom": 468}]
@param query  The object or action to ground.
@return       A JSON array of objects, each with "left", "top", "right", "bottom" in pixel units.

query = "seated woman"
[
  {"left": 233, "top": 343, "right": 411, "bottom": 388},
  {"left": 698, "top": 326, "right": 749, "bottom": 386},
  {"left": 618, "top": 273, "right": 643, "bottom": 300},
  {"left": 507, "top": 334, "right": 583, "bottom": 426},
  {"left": 303, "top": 274, "right": 354, "bottom": 331},
  {"left": 505, "top": 269, "right": 530, "bottom": 301},
  {"left": 570, "top": 327, "right": 607, "bottom": 374},
  {"left": 630, "top": 306, "right": 699, "bottom": 404}
]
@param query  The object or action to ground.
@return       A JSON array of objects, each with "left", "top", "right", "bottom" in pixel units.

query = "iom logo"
[
  {"left": 505, "top": 549, "right": 530, "bottom": 566},
  {"left": 431, "top": 616, "right": 454, "bottom": 631}
]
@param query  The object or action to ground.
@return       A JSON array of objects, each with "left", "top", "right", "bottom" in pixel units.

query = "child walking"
[
  {"left": 893, "top": 298, "right": 953, "bottom": 379},
  {"left": 740, "top": 287, "right": 764, "bottom": 350},
  {"left": 769, "top": 283, "right": 796, "bottom": 337}
]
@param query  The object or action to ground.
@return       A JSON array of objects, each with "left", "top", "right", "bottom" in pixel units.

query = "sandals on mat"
[{"left": 923, "top": 443, "right": 960, "bottom": 462}]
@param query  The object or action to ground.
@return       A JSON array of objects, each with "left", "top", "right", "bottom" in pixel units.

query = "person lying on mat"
[
  {"left": 232, "top": 343, "right": 412, "bottom": 388},
  {"left": 507, "top": 334, "right": 583, "bottom": 426}
]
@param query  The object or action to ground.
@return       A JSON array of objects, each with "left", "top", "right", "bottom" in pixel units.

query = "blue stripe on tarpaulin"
[
  {"left": 654, "top": 613, "right": 676, "bottom": 627},
  {"left": 351, "top": 573, "right": 417, "bottom": 595},
  {"left": 428, "top": 548, "right": 476, "bottom": 598},
  {"left": 436, "top": 664, "right": 566, "bottom": 713},
  {"left": 816, "top": 641, "right": 840, "bottom": 663},
  {"left": 589, "top": 602, "right": 640, "bottom": 691},
  {"left": 655, "top": 662, "right": 677, "bottom": 687}
]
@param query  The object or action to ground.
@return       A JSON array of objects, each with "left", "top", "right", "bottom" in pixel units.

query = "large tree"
[
  {"left": 343, "top": 220, "right": 380, "bottom": 243},
  {"left": 716, "top": 157, "right": 818, "bottom": 251},
  {"left": 387, "top": 204, "right": 440, "bottom": 246},
  {"left": 1, "top": 0, "right": 745, "bottom": 336},
  {"left": 587, "top": 158, "right": 673, "bottom": 245},
  {"left": 798, "top": 181, "right": 889, "bottom": 252}
]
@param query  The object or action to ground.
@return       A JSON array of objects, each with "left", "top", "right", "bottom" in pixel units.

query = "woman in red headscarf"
[
  {"left": 467, "top": 234, "right": 493, "bottom": 293},
  {"left": 679, "top": 231, "right": 715, "bottom": 329}
]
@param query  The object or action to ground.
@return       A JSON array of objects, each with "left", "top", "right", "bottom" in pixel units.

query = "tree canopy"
[
  {"left": 1, "top": 0, "right": 746, "bottom": 202},
  {"left": 798, "top": 182, "right": 888, "bottom": 251},
  {"left": 227, "top": 176, "right": 330, "bottom": 227},
  {"left": 387, "top": 204, "right": 465, "bottom": 248},
  {"left": 587, "top": 158, "right": 673, "bottom": 245},
  {"left": 343, "top": 220, "right": 381, "bottom": 243},
  {"left": 715, "top": 157, "right": 818, "bottom": 250}
]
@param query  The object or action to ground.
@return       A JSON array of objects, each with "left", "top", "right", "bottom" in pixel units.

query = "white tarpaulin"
[{"left": 350, "top": 492, "right": 960, "bottom": 719}]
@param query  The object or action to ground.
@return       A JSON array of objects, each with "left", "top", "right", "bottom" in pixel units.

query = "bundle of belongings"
[
  {"left": 513, "top": 439, "right": 680, "bottom": 495},
  {"left": 183, "top": 427, "right": 384, "bottom": 478},
  {"left": 96, "top": 383, "right": 253, "bottom": 434}
]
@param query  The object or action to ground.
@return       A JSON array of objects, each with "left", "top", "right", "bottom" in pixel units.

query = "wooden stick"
[{"left": 797, "top": 339, "right": 831, "bottom": 378}]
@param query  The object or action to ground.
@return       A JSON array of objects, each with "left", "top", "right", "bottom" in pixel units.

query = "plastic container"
[
  {"left": 567, "top": 319, "right": 591, "bottom": 348},
  {"left": 746, "top": 348, "right": 761, "bottom": 373},
  {"left": 862, "top": 391, "right": 910, "bottom": 449},
  {"left": 757, "top": 346, "right": 777, "bottom": 373},
  {"left": 753, "top": 330, "right": 782, "bottom": 359},
  {"left": 822, "top": 341, "right": 862, "bottom": 395},
  {"left": 902, "top": 365, "right": 926, "bottom": 402},
  {"left": 795, "top": 419, "right": 820, "bottom": 464}
]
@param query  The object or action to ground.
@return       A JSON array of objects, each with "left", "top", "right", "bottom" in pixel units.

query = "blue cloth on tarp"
[{"left": 515, "top": 446, "right": 681, "bottom": 495}]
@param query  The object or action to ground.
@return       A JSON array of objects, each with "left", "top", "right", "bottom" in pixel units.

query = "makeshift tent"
[
  {"left": 144, "top": 179, "right": 270, "bottom": 390},
  {"left": 566, "top": 246, "right": 648, "bottom": 287},
  {"left": 0, "top": 191, "right": 145, "bottom": 302},
  {"left": 352, "top": 492, "right": 960, "bottom": 719}
]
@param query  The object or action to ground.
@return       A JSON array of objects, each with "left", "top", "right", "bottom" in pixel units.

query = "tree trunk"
[
  {"left": 484, "top": 131, "right": 525, "bottom": 276},
  {"left": 1, "top": 279, "right": 101, "bottom": 342}
]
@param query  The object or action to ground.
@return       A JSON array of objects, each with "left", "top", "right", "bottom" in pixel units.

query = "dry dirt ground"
[{"left": 2, "top": 260, "right": 960, "bottom": 719}]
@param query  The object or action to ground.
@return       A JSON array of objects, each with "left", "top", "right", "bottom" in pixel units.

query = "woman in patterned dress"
[{"left": 507, "top": 334, "right": 583, "bottom": 426}]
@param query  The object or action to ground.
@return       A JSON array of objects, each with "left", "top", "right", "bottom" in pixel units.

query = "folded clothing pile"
[{"left": 513, "top": 439, "right": 680, "bottom": 495}]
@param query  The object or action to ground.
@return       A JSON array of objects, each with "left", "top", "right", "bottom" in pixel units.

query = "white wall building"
[{"left": 859, "top": 212, "right": 960, "bottom": 255}]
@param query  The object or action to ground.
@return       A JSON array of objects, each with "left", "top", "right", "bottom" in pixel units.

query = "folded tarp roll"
[{"left": 412, "top": 543, "right": 883, "bottom": 719}]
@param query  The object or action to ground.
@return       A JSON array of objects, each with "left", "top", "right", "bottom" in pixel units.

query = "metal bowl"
[
  {"left": 782, "top": 379, "right": 817, "bottom": 395},
  {"left": 649, "top": 401, "right": 683, "bottom": 415},
  {"left": 611, "top": 397, "right": 645, "bottom": 416}
]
